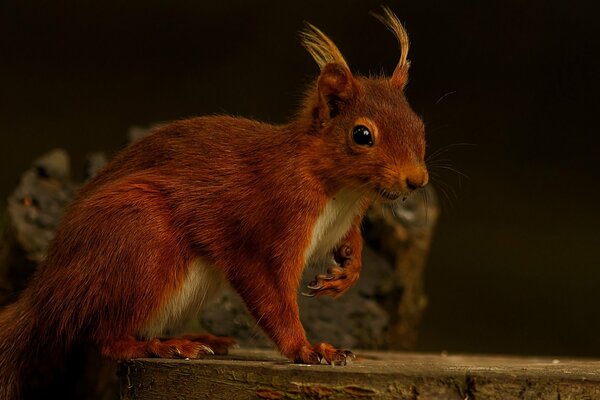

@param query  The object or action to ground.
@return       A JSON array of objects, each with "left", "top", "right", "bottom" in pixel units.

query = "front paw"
[
  {"left": 293, "top": 344, "right": 355, "bottom": 366},
  {"left": 293, "top": 345, "right": 322, "bottom": 364},
  {"left": 303, "top": 244, "right": 359, "bottom": 298},
  {"left": 314, "top": 342, "right": 355, "bottom": 366}
]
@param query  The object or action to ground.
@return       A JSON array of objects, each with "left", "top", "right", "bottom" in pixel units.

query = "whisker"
[
  {"left": 425, "top": 158, "right": 453, "bottom": 165},
  {"left": 434, "top": 90, "right": 457, "bottom": 105},
  {"left": 426, "top": 142, "right": 476, "bottom": 162},
  {"left": 429, "top": 165, "right": 470, "bottom": 180},
  {"left": 391, "top": 203, "right": 399, "bottom": 219},
  {"left": 429, "top": 177, "right": 454, "bottom": 209},
  {"left": 433, "top": 175, "right": 458, "bottom": 199}
]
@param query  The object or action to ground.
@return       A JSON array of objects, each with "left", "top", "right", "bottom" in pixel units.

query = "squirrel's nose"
[{"left": 404, "top": 168, "right": 429, "bottom": 191}]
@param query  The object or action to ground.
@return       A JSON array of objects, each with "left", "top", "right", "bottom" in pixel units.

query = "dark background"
[{"left": 1, "top": 1, "right": 598, "bottom": 357}]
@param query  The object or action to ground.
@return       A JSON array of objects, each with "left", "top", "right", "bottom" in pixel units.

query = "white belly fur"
[
  {"left": 139, "top": 190, "right": 365, "bottom": 338},
  {"left": 138, "top": 258, "right": 227, "bottom": 338},
  {"left": 304, "top": 189, "right": 366, "bottom": 267}
]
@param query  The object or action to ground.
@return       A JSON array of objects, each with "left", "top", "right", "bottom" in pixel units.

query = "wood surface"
[{"left": 120, "top": 349, "right": 600, "bottom": 399}]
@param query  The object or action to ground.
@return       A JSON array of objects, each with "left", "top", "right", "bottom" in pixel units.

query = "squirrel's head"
[{"left": 300, "top": 7, "right": 428, "bottom": 202}]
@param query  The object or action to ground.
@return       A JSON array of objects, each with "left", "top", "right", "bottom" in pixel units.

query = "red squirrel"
[{"left": 0, "top": 7, "right": 428, "bottom": 398}]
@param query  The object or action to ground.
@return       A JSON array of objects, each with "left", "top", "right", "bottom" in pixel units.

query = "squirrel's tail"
[{"left": 0, "top": 299, "right": 38, "bottom": 400}]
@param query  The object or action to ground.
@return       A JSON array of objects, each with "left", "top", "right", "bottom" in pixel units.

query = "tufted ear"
[
  {"left": 300, "top": 22, "right": 356, "bottom": 121},
  {"left": 371, "top": 6, "right": 410, "bottom": 89},
  {"left": 316, "top": 63, "right": 356, "bottom": 120}
]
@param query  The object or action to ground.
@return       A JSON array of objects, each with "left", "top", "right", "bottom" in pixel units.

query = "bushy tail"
[{"left": 0, "top": 300, "right": 38, "bottom": 400}]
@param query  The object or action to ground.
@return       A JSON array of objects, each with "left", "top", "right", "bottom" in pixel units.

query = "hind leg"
[
  {"left": 100, "top": 336, "right": 215, "bottom": 360},
  {"left": 79, "top": 181, "right": 208, "bottom": 360}
]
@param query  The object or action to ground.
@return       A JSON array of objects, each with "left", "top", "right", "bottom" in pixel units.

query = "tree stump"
[{"left": 120, "top": 349, "right": 600, "bottom": 400}]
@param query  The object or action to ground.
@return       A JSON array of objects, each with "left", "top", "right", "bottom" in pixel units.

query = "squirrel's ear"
[
  {"left": 300, "top": 23, "right": 355, "bottom": 120},
  {"left": 317, "top": 62, "right": 355, "bottom": 120}
]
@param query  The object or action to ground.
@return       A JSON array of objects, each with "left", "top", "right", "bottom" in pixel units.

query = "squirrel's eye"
[{"left": 352, "top": 125, "right": 374, "bottom": 146}]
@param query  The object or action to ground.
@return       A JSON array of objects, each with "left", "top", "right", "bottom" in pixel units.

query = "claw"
[
  {"left": 332, "top": 358, "right": 347, "bottom": 366},
  {"left": 301, "top": 292, "right": 316, "bottom": 297},
  {"left": 200, "top": 344, "right": 215, "bottom": 355},
  {"left": 328, "top": 352, "right": 347, "bottom": 366},
  {"left": 331, "top": 350, "right": 355, "bottom": 366},
  {"left": 317, "top": 274, "right": 335, "bottom": 281},
  {"left": 307, "top": 281, "right": 323, "bottom": 290}
]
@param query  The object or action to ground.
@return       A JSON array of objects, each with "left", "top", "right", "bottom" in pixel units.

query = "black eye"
[{"left": 352, "top": 125, "right": 374, "bottom": 146}]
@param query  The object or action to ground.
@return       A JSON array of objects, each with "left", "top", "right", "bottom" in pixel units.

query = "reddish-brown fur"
[{"left": 0, "top": 8, "right": 428, "bottom": 398}]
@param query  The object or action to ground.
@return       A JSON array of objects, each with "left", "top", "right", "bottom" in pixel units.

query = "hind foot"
[{"left": 100, "top": 336, "right": 216, "bottom": 360}]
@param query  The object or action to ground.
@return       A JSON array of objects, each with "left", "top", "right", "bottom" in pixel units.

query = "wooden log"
[{"left": 120, "top": 349, "right": 600, "bottom": 400}]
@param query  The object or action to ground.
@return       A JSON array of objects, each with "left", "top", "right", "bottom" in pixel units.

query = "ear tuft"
[
  {"left": 300, "top": 23, "right": 350, "bottom": 71},
  {"left": 371, "top": 6, "right": 411, "bottom": 88},
  {"left": 300, "top": 22, "right": 356, "bottom": 121}
]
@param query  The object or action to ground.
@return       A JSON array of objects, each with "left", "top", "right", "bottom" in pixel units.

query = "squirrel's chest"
[{"left": 303, "top": 189, "right": 365, "bottom": 266}]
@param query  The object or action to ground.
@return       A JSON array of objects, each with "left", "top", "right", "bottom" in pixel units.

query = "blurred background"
[{"left": 1, "top": 0, "right": 598, "bottom": 358}]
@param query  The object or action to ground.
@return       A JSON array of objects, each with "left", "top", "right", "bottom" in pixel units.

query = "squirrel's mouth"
[{"left": 374, "top": 187, "right": 403, "bottom": 202}]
